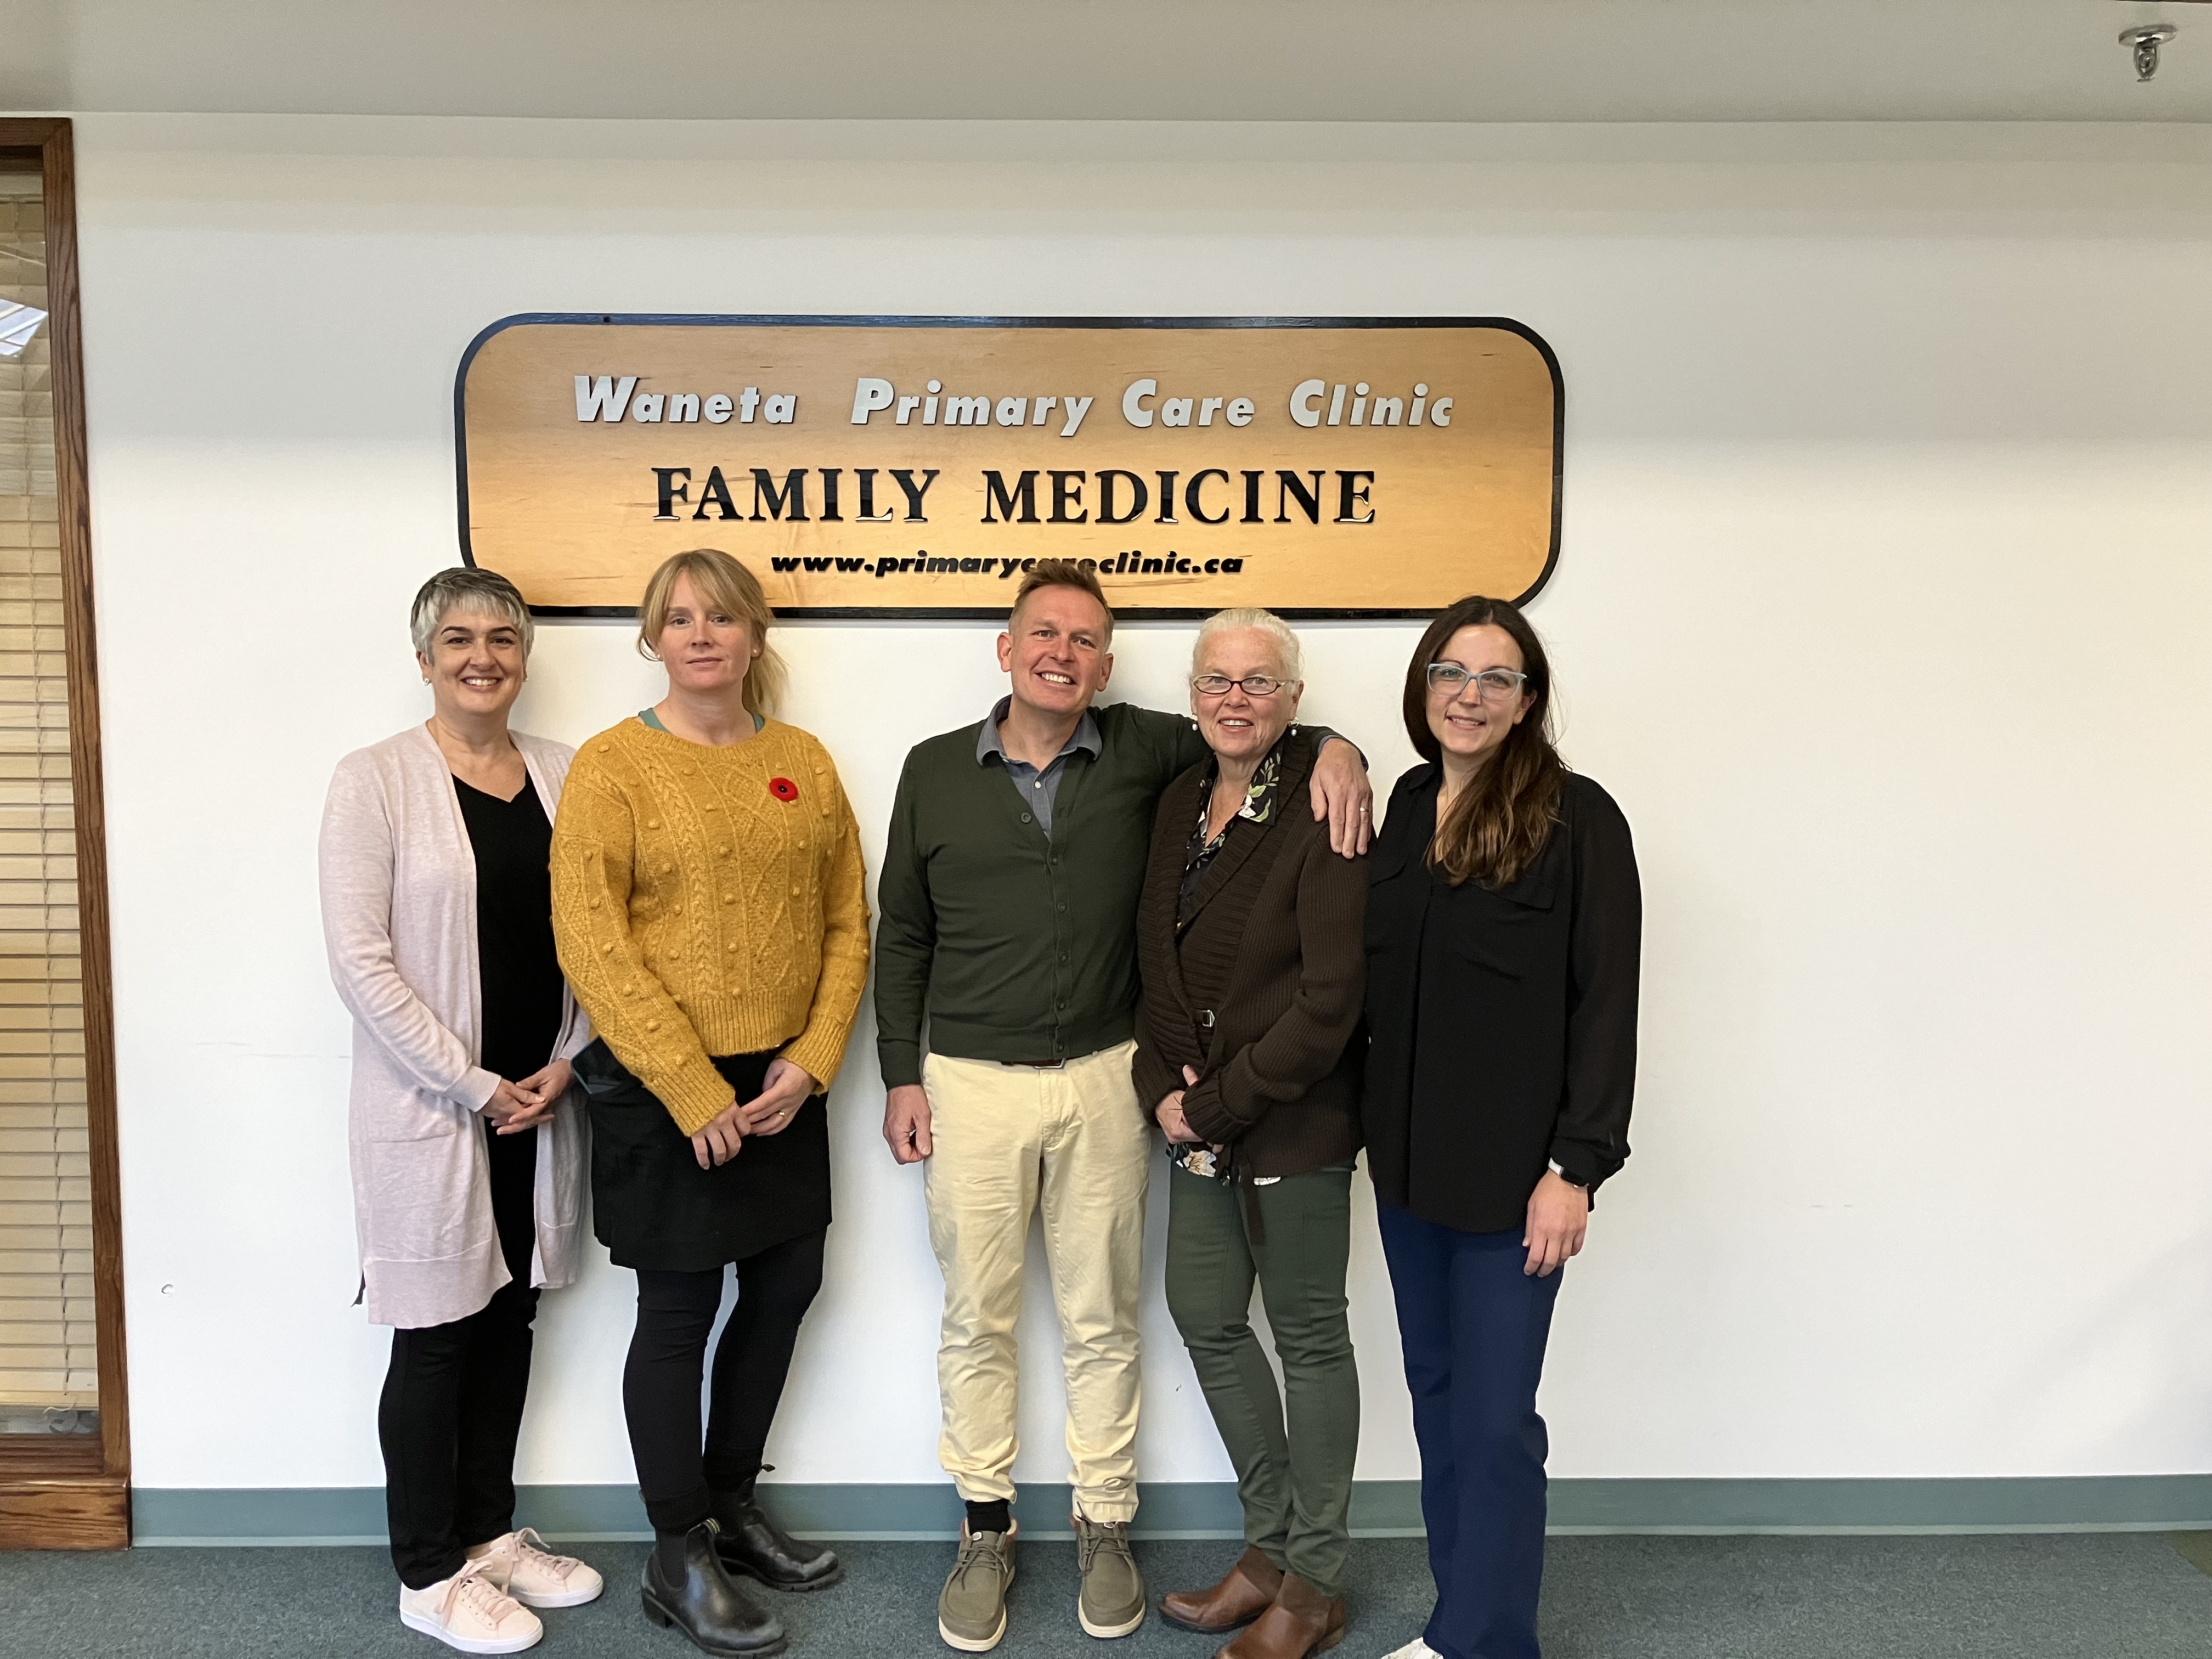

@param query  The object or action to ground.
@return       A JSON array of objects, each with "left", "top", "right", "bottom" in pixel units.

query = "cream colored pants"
[{"left": 922, "top": 1040, "right": 1150, "bottom": 1522}]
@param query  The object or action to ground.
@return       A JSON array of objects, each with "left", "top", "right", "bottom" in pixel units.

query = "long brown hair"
[{"left": 1402, "top": 595, "right": 1564, "bottom": 889}]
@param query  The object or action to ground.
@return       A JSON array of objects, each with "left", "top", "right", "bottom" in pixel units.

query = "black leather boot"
[
  {"left": 640, "top": 1520, "right": 789, "bottom": 1656},
  {"left": 712, "top": 1484, "right": 844, "bottom": 1592}
]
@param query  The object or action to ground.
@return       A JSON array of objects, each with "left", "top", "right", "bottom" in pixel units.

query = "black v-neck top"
[{"left": 452, "top": 774, "right": 562, "bottom": 1086}]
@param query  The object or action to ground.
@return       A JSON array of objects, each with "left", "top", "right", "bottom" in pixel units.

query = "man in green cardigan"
[{"left": 874, "top": 561, "right": 1370, "bottom": 1652}]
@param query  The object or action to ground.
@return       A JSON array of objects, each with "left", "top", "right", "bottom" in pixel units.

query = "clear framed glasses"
[
  {"left": 1192, "top": 674, "right": 1290, "bottom": 698},
  {"left": 1426, "top": 662, "right": 1529, "bottom": 701}
]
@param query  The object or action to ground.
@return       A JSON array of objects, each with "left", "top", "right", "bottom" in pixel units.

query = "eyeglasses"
[
  {"left": 1192, "top": 674, "right": 1292, "bottom": 699},
  {"left": 1426, "top": 662, "right": 1529, "bottom": 701}
]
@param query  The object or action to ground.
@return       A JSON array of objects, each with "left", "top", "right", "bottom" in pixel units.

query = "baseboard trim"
[
  {"left": 129, "top": 1475, "right": 2212, "bottom": 1547},
  {"left": 1, "top": 1473, "right": 131, "bottom": 1550}
]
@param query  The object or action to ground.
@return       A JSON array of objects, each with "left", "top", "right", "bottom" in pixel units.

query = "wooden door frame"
[{"left": 0, "top": 115, "right": 130, "bottom": 1550}]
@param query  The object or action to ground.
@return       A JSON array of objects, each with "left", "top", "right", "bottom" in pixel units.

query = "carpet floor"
[{"left": 3, "top": 1533, "right": 2207, "bottom": 1657}]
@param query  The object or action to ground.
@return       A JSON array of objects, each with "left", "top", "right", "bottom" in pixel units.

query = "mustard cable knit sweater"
[{"left": 550, "top": 716, "right": 871, "bottom": 1137}]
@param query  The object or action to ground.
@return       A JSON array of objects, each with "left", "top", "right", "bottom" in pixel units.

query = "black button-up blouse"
[{"left": 1361, "top": 763, "right": 1641, "bottom": 1234}]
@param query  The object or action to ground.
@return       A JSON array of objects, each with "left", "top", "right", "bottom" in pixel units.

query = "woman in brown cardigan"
[{"left": 1133, "top": 608, "right": 1368, "bottom": 1659}]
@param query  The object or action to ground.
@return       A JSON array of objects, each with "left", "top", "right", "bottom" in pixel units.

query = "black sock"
[
  {"left": 655, "top": 1528, "right": 692, "bottom": 1578},
  {"left": 964, "top": 1499, "right": 1012, "bottom": 1536}
]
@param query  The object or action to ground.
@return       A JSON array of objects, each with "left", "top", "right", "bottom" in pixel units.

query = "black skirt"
[{"left": 575, "top": 1040, "right": 832, "bottom": 1273}]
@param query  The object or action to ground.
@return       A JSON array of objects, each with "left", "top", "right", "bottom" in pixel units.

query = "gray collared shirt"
[{"left": 977, "top": 696, "right": 1102, "bottom": 837}]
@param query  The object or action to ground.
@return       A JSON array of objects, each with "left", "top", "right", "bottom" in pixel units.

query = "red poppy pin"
[{"left": 769, "top": 776, "right": 800, "bottom": 803}]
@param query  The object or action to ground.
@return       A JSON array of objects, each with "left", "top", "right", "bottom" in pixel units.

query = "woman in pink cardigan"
[{"left": 319, "top": 568, "right": 602, "bottom": 1654}]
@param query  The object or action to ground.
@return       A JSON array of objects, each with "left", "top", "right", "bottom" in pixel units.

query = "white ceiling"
[{"left": 4, "top": 0, "right": 2210, "bottom": 123}]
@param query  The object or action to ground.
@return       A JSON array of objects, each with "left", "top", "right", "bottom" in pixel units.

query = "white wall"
[{"left": 65, "top": 115, "right": 2212, "bottom": 1493}]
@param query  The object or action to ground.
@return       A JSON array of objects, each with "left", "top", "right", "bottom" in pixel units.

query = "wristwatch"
[{"left": 1546, "top": 1159, "right": 1588, "bottom": 1190}]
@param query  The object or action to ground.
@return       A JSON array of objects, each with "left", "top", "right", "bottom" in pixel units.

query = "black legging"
[
  {"left": 379, "top": 1123, "right": 539, "bottom": 1589},
  {"left": 624, "top": 1228, "right": 827, "bottom": 1533}
]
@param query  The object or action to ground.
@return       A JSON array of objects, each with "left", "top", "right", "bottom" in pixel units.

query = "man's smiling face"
[{"left": 997, "top": 583, "right": 1114, "bottom": 720}]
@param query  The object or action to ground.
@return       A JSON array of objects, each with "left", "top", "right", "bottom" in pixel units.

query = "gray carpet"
[{"left": 3, "top": 1534, "right": 2208, "bottom": 1657}]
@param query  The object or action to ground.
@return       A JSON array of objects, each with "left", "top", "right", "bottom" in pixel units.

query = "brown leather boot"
[
  {"left": 1216, "top": 1572, "right": 1346, "bottom": 1659},
  {"left": 1161, "top": 1545, "right": 1284, "bottom": 1634}
]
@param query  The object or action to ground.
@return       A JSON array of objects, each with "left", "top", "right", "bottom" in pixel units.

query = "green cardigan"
[{"left": 874, "top": 702, "right": 1211, "bottom": 1086}]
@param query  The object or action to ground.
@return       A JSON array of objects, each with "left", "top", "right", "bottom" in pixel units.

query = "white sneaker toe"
[{"left": 398, "top": 1558, "right": 544, "bottom": 1655}]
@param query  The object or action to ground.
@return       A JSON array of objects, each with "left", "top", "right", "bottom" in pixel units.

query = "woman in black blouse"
[{"left": 1362, "top": 596, "right": 1640, "bottom": 1659}]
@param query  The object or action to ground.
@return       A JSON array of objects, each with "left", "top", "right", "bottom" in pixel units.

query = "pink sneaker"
[
  {"left": 398, "top": 1556, "right": 544, "bottom": 1654},
  {"left": 474, "top": 1527, "right": 605, "bottom": 1609}
]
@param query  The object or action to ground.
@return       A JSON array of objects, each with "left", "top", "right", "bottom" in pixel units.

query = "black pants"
[
  {"left": 379, "top": 1122, "right": 539, "bottom": 1589},
  {"left": 624, "top": 1228, "right": 826, "bottom": 1533}
]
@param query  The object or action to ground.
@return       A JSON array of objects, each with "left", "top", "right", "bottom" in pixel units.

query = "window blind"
[{"left": 0, "top": 166, "right": 95, "bottom": 1436}]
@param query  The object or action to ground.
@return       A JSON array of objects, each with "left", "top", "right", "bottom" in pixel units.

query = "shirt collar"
[
  {"left": 1194, "top": 735, "right": 1289, "bottom": 839},
  {"left": 977, "top": 696, "right": 1103, "bottom": 768}
]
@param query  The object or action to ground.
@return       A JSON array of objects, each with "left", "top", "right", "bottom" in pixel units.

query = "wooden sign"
[{"left": 455, "top": 315, "right": 1562, "bottom": 618}]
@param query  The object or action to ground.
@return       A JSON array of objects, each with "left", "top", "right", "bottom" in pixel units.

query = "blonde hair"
[
  {"left": 636, "top": 549, "right": 787, "bottom": 719},
  {"left": 1193, "top": 607, "right": 1302, "bottom": 684}
]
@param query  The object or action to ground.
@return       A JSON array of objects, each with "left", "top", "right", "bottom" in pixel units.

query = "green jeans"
[{"left": 1164, "top": 1162, "right": 1359, "bottom": 1597}]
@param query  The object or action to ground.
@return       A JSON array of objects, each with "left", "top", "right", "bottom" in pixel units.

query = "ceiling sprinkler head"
[{"left": 2121, "top": 22, "right": 2179, "bottom": 81}]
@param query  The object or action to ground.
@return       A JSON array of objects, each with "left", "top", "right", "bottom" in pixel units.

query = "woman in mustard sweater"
[{"left": 552, "top": 549, "right": 869, "bottom": 1657}]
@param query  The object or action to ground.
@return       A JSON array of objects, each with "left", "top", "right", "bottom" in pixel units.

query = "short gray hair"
[
  {"left": 1193, "top": 607, "right": 1302, "bottom": 684},
  {"left": 410, "top": 567, "right": 534, "bottom": 659}
]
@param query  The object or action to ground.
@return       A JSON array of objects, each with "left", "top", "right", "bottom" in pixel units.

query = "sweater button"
[
  {"left": 1020, "top": 813, "right": 1032, "bottom": 824},
  {"left": 646, "top": 1020, "right": 660, "bottom": 1032},
  {"left": 723, "top": 893, "right": 734, "bottom": 903},
  {"left": 718, "top": 846, "right": 729, "bottom": 857},
  {"left": 647, "top": 820, "right": 659, "bottom": 828},
  {"left": 589, "top": 899, "right": 600, "bottom": 910},
  {"left": 726, "top": 943, "right": 737, "bottom": 953},
  {"left": 789, "top": 885, "right": 800, "bottom": 896}
]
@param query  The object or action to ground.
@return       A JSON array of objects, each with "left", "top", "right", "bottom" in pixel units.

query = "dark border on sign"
[{"left": 454, "top": 313, "right": 1565, "bottom": 620}]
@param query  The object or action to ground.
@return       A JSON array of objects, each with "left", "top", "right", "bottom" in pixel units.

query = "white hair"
[
  {"left": 410, "top": 567, "right": 534, "bottom": 659},
  {"left": 1193, "top": 607, "right": 1303, "bottom": 684}
]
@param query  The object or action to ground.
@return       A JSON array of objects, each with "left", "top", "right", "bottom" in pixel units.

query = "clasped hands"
[
  {"left": 689, "top": 1056, "right": 817, "bottom": 1170},
  {"left": 481, "top": 1058, "right": 573, "bottom": 1136},
  {"left": 1154, "top": 1065, "right": 1204, "bottom": 1144}
]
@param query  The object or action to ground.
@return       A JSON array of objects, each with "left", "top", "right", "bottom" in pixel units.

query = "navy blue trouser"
[{"left": 1376, "top": 1202, "right": 1563, "bottom": 1659}]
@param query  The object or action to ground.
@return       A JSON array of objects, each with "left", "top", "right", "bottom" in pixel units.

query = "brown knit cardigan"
[{"left": 1131, "top": 730, "right": 1368, "bottom": 1179}]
